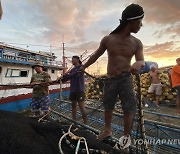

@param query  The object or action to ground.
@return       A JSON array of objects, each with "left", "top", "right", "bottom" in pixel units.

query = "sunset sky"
[{"left": 0, "top": 0, "right": 180, "bottom": 74}]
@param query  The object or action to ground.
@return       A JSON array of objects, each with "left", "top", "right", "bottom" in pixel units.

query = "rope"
[
  {"left": 38, "top": 112, "right": 49, "bottom": 123},
  {"left": 136, "top": 75, "right": 149, "bottom": 154},
  {"left": 0, "top": 80, "right": 60, "bottom": 90},
  {"left": 58, "top": 124, "right": 89, "bottom": 154},
  {"left": 83, "top": 68, "right": 130, "bottom": 81},
  {"left": 0, "top": 68, "right": 129, "bottom": 89}
]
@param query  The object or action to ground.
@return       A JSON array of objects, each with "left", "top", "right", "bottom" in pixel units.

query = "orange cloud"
[
  {"left": 134, "top": 0, "right": 180, "bottom": 24},
  {"left": 27, "top": 0, "right": 103, "bottom": 44},
  {"left": 134, "top": 0, "right": 180, "bottom": 38},
  {"left": 154, "top": 23, "right": 180, "bottom": 39},
  {"left": 144, "top": 41, "right": 179, "bottom": 57},
  {"left": 144, "top": 41, "right": 180, "bottom": 67}
]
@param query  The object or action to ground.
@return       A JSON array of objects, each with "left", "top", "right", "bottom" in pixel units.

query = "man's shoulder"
[
  {"left": 43, "top": 71, "right": 50, "bottom": 77},
  {"left": 131, "top": 35, "right": 142, "bottom": 45},
  {"left": 101, "top": 35, "right": 110, "bottom": 42},
  {"left": 172, "top": 65, "right": 180, "bottom": 71}
]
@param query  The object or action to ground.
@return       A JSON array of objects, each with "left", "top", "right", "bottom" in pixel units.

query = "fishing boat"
[
  {"left": 0, "top": 43, "right": 179, "bottom": 154},
  {"left": 0, "top": 43, "right": 70, "bottom": 111}
]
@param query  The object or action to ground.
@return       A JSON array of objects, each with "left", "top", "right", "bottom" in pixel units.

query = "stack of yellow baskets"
[
  {"left": 85, "top": 79, "right": 103, "bottom": 101},
  {"left": 86, "top": 72, "right": 176, "bottom": 103}
]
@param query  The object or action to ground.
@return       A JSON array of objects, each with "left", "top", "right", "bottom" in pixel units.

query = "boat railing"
[
  {"left": 51, "top": 99, "right": 180, "bottom": 154},
  {"left": 1, "top": 53, "right": 64, "bottom": 67}
]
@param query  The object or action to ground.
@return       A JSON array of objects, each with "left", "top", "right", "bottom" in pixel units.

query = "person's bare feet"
[{"left": 97, "top": 130, "right": 112, "bottom": 141}]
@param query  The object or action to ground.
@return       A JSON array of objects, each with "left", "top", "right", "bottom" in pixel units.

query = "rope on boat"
[
  {"left": 38, "top": 112, "right": 49, "bottom": 123},
  {"left": 84, "top": 69, "right": 130, "bottom": 80},
  {"left": 58, "top": 124, "right": 89, "bottom": 154},
  {"left": 136, "top": 75, "right": 149, "bottom": 154},
  {"left": 0, "top": 80, "right": 60, "bottom": 89}
]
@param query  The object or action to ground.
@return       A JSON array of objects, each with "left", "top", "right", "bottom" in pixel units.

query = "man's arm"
[
  {"left": 135, "top": 39, "right": 145, "bottom": 65},
  {"left": 83, "top": 36, "right": 107, "bottom": 69},
  {"left": 30, "top": 75, "right": 37, "bottom": 84},
  {"left": 30, "top": 75, "right": 39, "bottom": 86},
  {"left": 42, "top": 72, "right": 51, "bottom": 86},
  {"left": 61, "top": 71, "right": 78, "bottom": 82},
  {"left": 30, "top": 75, "right": 34, "bottom": 84},
  {"left": 130, "top": 39, "right": 145, "bottom": 74}
]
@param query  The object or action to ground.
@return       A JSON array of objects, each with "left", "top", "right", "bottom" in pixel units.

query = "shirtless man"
[
  {"left": 80, "top": 4, "right": 145, "bottom": 142},
  {"left": 148, "top": 65, "right": 162, "bottom": 106}
]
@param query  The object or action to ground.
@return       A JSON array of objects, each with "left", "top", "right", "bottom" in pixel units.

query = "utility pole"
[
  {"left": 50, "top": 45, "right": 52, "bottom": 53},
  {"left": 96, "top": 61, "right": 99, "bottom": 76},
  {"left": 62, "top": 42, "right": 66, "bottom": 75}
]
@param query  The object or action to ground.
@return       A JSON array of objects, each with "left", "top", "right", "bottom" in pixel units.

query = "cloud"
[
  {"left": 134, "top": 0, "right": 180, "bottom": 24},
  {"left": 1, "top": 0, "right": 104, "bottom": 45},
  {"left": 133, "top": 0, "right": 180, "bottom": 38},
  {"left": 65, "top": 41, "right": 99, "bottom": 55},
  {"left": 144, "top": 41, "right": 174, "bottom": 52},
  {"left": 1, "top": 0, "right": 180, "bottom": 73},
  {"left": 153, "top": 23, "right": 180, "bottom": 39},
  {"left": 144, "top": 41, "right": 180, "bottom": 59}
]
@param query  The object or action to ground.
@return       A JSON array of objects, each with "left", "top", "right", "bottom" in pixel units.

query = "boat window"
[
  {"left": 5, "top": 69, "right": 29, "bottom": 77},
  {"left": 12, "top": 70, "right": 20, "bottom": 77},
  {"left": 6, "top": 69, "right": 12, "bottom": 77},
  {"left": 51, "top": 69, "right": 55, "bottom": 74},
  {"left": 20, "top": 71, "right": 28, "bottom": 77}
]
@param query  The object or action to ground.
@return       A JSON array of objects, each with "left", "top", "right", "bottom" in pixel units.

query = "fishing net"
[{"left": 0, "top": 110, "right": 122, "bottom": 154}]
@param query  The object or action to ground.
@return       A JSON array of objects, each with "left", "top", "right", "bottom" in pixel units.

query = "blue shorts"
[{"left": 31, "top": 96, "right": 51, "bottom": 112}]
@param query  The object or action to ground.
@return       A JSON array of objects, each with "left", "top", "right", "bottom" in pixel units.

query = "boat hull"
[{"left": 0, "top": 88, "right": 70, "bottom": 112}]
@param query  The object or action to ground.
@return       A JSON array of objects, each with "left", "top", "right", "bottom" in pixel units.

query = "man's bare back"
[
  {"left": 105, "top": 34, "right": 143, "bottom": 76},
  {"left": 149, "top": 70, "right": 161, "bottom": 84}
]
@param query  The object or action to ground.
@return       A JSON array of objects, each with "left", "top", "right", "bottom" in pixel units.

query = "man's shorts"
[
  {"left": 148, "top": 83, "right": 162, "bottom": 96},
  {"left": 69, "top": 92, "right": 85, "bottom": 102},
  {"left": 31, "top": 96, "right": 51, "bottom": 112},
  {"left": 175, "top": 86, "right": 180, "bottom": 97},
  {"left": 103, "top": 72, "right": 138, "bottom": 113}
]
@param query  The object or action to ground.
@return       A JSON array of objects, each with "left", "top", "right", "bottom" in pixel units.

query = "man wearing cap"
[
  {"left": 171, "top": 58, "right": 180, "bottom": 114},
  {"left": 80, "top": 3, "right": 145, "bottom": 142},
  {"left": 30, "top": 62, "right": 51, "bottom": 117},
  {"left": 60, "top": 56, "right": 87, "bottom": 124},
  {"left": 148, "top": 65, "right": 162, "bottom": 107}
]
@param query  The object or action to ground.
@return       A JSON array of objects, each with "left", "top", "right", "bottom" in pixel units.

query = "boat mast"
[
  {"left": 62, "top": 35, "right": 66, "bottom": 75},
  {"left": 62, "top": 42, "right": 66, "bottom": 75}
]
